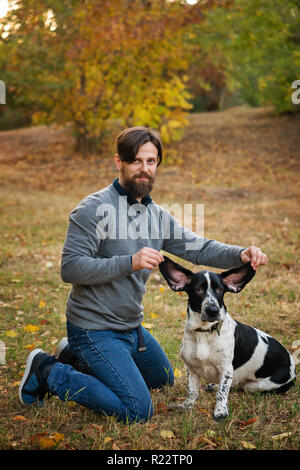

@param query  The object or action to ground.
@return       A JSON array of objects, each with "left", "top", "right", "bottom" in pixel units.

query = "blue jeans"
[{"left": 47, "top": 321, "right": 174, "bottom": 423}]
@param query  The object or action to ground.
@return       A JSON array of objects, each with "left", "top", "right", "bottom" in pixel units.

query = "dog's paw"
[
  {"left": 213, "top": 404, "right": 229, "bottom": 421},
  {"left": 166, "top": 403, "right": 185, "bottom": 411},
  {"left": 167, "top": 401, "right": 194, "bottom": 411}
]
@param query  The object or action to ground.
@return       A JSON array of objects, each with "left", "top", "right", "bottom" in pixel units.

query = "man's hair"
[{"left": 116, "top": 126, "right": 163, "bottom": 166}]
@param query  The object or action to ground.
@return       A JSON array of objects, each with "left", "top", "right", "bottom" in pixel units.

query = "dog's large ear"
[
  {"left": 159, "top": 256, "right": 193, "bottom": 292},
  {"left": 221, "top": 262, "right": 256, "bottom": 293}
]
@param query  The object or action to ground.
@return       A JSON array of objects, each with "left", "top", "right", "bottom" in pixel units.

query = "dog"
[{"left": 159, "top": 257, "right": 296, "bottom": 420}]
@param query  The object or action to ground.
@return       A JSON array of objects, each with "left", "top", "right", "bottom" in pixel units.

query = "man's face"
[{"left": 114, "top": 142, "right": 158, "bottom": 200}]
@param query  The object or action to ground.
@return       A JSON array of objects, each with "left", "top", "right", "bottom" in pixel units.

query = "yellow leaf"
[
  {"left": 24, "top": 324, "right": 40, "bottom": 333},
  {"left": 24, "top": 343, "right": 36, "bottom": 350},
  {"left": 49, "top": 433, "right": 64, "bottom": 444},
  {"left": 205, "top": 430, "right": 217, "bottom": 438},
  {"left": 38, "top": 437, "right": 56, "bottom": 449},
  {"left": 241, "top": 441, "right": 256, "bottom": 449},
  {"left": 141, "top": 322, "right": 154, "bottom": 330},
  {"left": 149, "top": 312, "right": 159, "bottom": 319},
  {"left": 160, "top": 430, "right": 176, "bottom": 439},
  {"left": 31, "top": 432, "right": 64, "bottom": 449},
  {"left": 174, "top": 368, "right": 183, "bottom": 378},
  {"left": 6, "top": 330, "right": 18, "bottom": 338},
  {"left": 104, "top": 437, "right": 113, "bottom": 444},
  {"left": 271, "top": 432, "right": 293, "bottom": 441},
  {"left": 39, "top": 299, "right": 46, "bottom": 308}
]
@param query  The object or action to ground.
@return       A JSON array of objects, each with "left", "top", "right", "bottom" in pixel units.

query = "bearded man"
[{"left": 18, "top": 127, "right": 267, "bottom": 423}]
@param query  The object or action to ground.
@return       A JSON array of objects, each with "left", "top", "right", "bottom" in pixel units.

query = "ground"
[{"left": 0, "top": 106, "right": 299, "bottom": 450}]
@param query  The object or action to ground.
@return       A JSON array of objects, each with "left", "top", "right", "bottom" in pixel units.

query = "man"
[{"left": 18, "top": 127, "right": 268, "bottom": 423}]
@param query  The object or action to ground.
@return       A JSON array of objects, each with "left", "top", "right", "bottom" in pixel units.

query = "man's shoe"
[
  {"left": 54, "top": 337, "right": 76, "bottom": 365},
  {"left": 19, "top": 349, "right": 56, "bottom": 406},
  {"left": 55, "top": 337, "right": 92, "bottom": 375}
]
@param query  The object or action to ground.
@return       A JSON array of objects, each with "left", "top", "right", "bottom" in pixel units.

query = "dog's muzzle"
[{"left": 201, "top": 305, "right": 220, "bottom": 322}]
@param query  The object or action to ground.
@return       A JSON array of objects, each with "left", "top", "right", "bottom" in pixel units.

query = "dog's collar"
[{"left": 193, "top": 320, "right": 223, "bottom": 336}]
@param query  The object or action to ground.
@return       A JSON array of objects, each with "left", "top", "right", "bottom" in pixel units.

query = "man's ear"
[
  {"left": 159, "top": 256, "right": 193, "bottom": 292},
  {"left": 114, "top": 154, "right": 122, "bottom": 171},
  {"left": 221, "top": 262, "right": 256, "bottom": 293}
]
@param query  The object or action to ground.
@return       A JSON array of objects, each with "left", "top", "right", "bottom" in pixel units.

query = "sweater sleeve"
[
  {"left": 161, "top": 210, "right": 245, "bottom": 270},
  {"left": 60, "top": 200, "right": 133, "bottom": 285}
]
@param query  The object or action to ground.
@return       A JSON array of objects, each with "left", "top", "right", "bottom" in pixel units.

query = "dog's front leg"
[
  {"left": 167, "top": 368, "right": 200, "bottom": 410},
  {"left": 213, "top": 367, "right": 233, "bottom": 421},
  {"left": 180, "top": 368, "right": 200, "bottom": 409}
]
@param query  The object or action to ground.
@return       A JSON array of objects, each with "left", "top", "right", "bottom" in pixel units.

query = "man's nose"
[{"left": 141, "top": 161, "right": 150, "bottom": 172}]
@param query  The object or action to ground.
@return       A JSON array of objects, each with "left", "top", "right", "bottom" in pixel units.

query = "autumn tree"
[
  {"left": 199, "top": 0, "right": 300, "bottom": 113},
  {"left": 0, "top": 0, "right": 206, "bottom": 154}
]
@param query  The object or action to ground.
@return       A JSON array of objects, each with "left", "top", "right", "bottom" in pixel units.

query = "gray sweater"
[{"left": 61, "top": 179, "right": 244, "bottom": 330}]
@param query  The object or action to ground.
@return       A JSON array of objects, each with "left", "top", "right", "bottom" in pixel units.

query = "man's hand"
[
  {"left": 132, "top": 247, "right": 164, "bottom": 271},
  {"left": 240, "top": 246, "right": 268, "bottom": 270}
]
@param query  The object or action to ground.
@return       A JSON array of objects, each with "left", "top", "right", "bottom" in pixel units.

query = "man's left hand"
[{"left": 240, "top": 246, "right": 268, "bottom": 270}]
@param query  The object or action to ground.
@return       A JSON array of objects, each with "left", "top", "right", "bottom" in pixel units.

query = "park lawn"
[{"left": 0, "top": 106, "right": 299, "bottom": 450}]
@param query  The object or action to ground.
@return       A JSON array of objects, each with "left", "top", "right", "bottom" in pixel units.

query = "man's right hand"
[{"left": 132, "top": 247, "right": 164, "bottom": 271}]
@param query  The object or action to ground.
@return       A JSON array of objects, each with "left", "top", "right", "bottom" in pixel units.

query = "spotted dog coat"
[{"left": 159, "top": 257, "right": 296, "bottom": 420}]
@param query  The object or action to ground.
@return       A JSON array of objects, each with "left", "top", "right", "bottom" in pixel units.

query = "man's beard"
[{"left": 121, "top": 171, "right": 155, "bottom": 199}]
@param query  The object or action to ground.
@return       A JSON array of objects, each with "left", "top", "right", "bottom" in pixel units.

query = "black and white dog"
[{"left": 159, "top": 257, "right": 296, "bottom": 420}]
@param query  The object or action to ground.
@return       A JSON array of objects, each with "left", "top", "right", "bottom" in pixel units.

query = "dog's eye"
[
  {"left": 215, "top": 287, "right": 223, "bottom": 294},
  {"left": 195, "top": 287, "right": 205, "bottom": 295}
]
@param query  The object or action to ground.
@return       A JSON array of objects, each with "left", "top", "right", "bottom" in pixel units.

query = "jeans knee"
[{"left": 126, "top": 397, "right": 153, "bottom": 424}]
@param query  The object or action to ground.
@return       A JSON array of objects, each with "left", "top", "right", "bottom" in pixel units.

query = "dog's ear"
[
  {"left": 221, "top": 262, "right": 256, "bottom": 293},
  {"left": 159, "top": 256, "right": 193, "bottom": 292}
]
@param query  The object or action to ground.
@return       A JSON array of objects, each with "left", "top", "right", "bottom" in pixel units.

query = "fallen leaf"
[
  {"left": 174, "top": 368, "right": 183, "bottom": 378},
  {"left": 149, "top": 312, "right": 159, "bottom": 319},
  {"left": 201, "top": 436, "right": 217, "bottom": 447},
  {"left": 24, "top": 324, "right": 40, "bottom": 333},
  {"left": 198, "top": 407, "right": 211, "bottom": 416},
  {"left": 104, "top": 436, "right": 113, "bottom": 444},
  {"left": 24, "top": 343, "right": 36, "bottom": 350},
  {"left": 12, "top": 415, "right": 28, "bottom": 422},
  {"left": 38, "top": 299, "right": 46, "bottom": 309},
  {"left": 49, "top": 433, "right": 64, "bottom": 444},
  {"left": 6, "top": 330, "right": 18, "bottom": 338},
  {"left": 155, "top": 403, "right": 169, "bottom": 415},
  {"left": 30, "top": 432, "right": 64, "bottom": 449},
  {"left": 160, "top": 430, "right": 176, "bottom": 439},
  {"left": 271, "top": 432, "right": 293, "bottom": 441},
  {"left": 141, "top": 322, "right": 154, "bottom": 330},
  {"left": 240, "top": 417, "right": 259, "bottom": 426},
  {"left": 205, "top": 430, "right": 217, "bottom": 438},
  {"left": 241, "top": 441, "right": 256, "bottom": 450}
]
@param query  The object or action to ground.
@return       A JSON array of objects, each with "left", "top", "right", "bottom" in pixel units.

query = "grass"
[{"left": 0, "top": 106, "right": 299, "bottom": 450}]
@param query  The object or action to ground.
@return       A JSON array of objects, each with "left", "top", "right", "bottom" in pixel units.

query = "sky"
[{"left": 0, "top": 0, "right": 8, "bottom": 19}]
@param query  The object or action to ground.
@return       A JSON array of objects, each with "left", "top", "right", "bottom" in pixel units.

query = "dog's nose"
[{"left": 206, "top": 306, "right": 219, "bottom": 317}]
